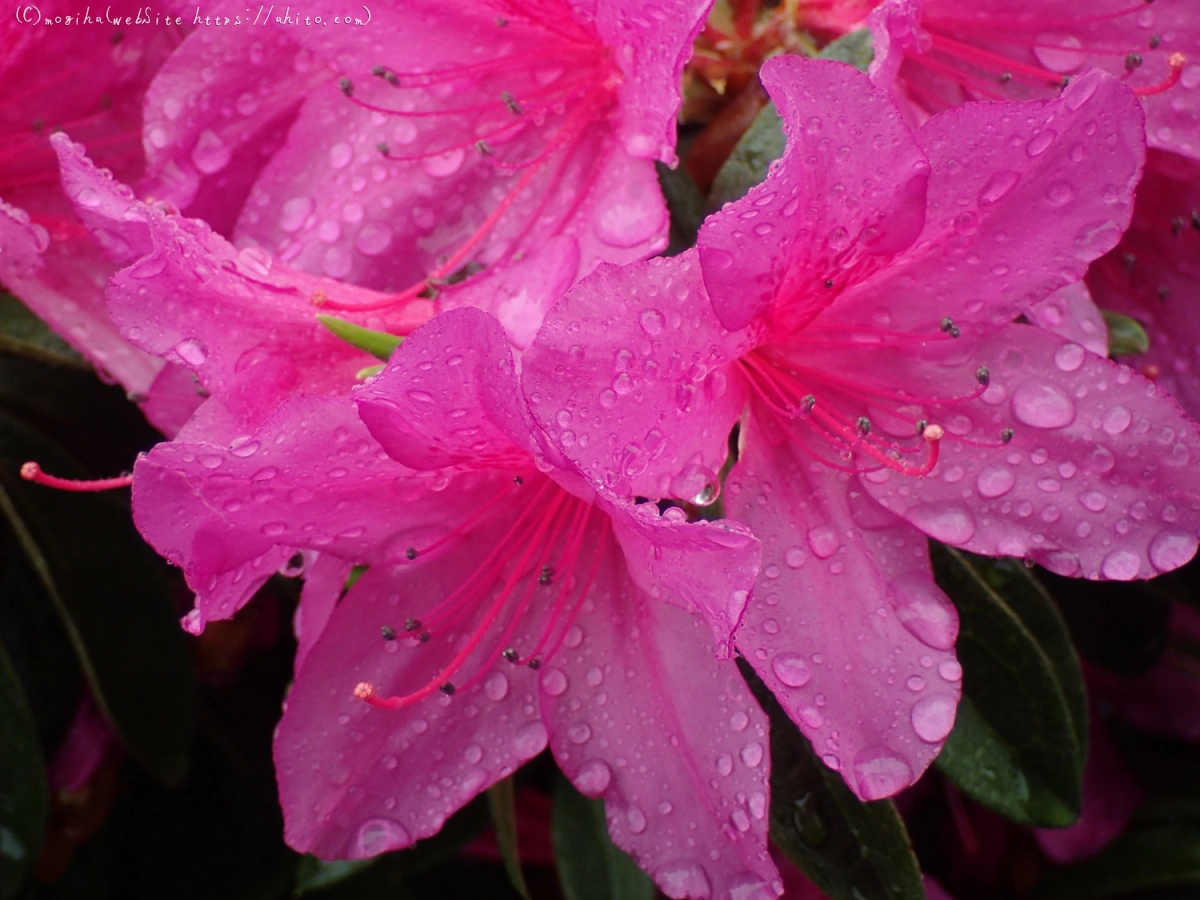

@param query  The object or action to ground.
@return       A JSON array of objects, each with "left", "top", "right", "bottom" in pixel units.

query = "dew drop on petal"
[
  {"left": 975, "top": 464, "right": 1015, "bottom": 499},
  {"left": 1148, "top": 530, "right": 1199, "bottom": 572},
  {"left": 1033, "top": 33, "right": 1086, "bottom": 73},
  {"left": 191, "top": 129, "right": 231, "bottom": 174},
  {"left": 937, "top": 659, "right": 963, "bottom": 682},
  {"left": 484, "top": 671, "right": 509, "bottom": 701},
  {"left": 910, "top": 694, "right": 957, "bottom": 743},
  {"left": 574, "top": 759, "right": 612, "bottom": 797},
  {"left": 772, "top": 653, "right": 811, "bottom": 687},
  {"left": 422, "top": 148, "right": 465, "bottom": 178},
  {"left": 656, "top": 861, "right": 712, "bottom": 900},
  {"left": 740, "top": 741, "right": 764, "bottom": 768},
  {"left": 904, "top": 503, "right": 977, "bottom": 545},
  {"left": 540, "top": 667, "right": 568, "bottom": 697},
  {"left": 1101, "top": 549, "right": 1141, "bottom": 581},
  {"left": 1054, "top": 343, "right": 1086, "bottom": 372},
  {"left": 351, "top": 818, "right": 411, "bottom": 858},
  {"left": 978, "top": 171, "right": 1020, "bottom": 205},
  {"left": 851, "top": 747, "right": 913, "bottom": 800},
  {"left": 513, "top": 722, "right": 548, "bottom": 758},
  {"left": 626, "top": 806, "right": 647, "bottom": 834},
  {"left": 889, "top": 577, "right": 959, "bottom": 650},
  {"left": 1010, "top": 381, "right": 1076, "bottom": 429}
]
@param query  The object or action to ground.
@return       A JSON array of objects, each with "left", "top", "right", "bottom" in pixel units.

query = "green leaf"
[
  {"left": 317, "top": 315, "right": 404, "bottom": 362},
  {"left": 487, "top": 777, "right": 531, "bottom": 900},
  {"left": 294, "top": 859, "right": 378, "bottom": 895},
  {"left": 0, "top": 292, "right": 87, "bottom": 370},
  {"left": 1101, "top": 309, "right": 1150, "bottom": 356},
  {"left": 1033, "top": 825, "right": 1200, "bottom": 899},
  {"left": 552, "top": 773, "right": 655, "bottom": 900},
  {"left": 708, "top": 101, "right": 785, "bottom": 209},
  {"left": 931, "top": 545, "right": 1086, "bottom": 826},
  {"left": 655, "top": 160, "right": 707, "bottom": 255},
  {"left": 817, "top": 28, "right": 876, "bottom": 72},
  {"left": 0, "top": 636, "right": 49, "bottom": 900},
  {"left": 741, "top": 661, "right": 925, "bottom": 900},
  {"left": 0, "top": 410, "right": 195, "bottom": 785}
]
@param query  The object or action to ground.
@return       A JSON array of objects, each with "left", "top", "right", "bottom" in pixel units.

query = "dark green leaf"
[
  {"left": 294, "top": 859, "right": 377, "bottom": 895},
  {"left": 0, "top": 410, "right": 195, "bottom": 785},
  {"left": 487, "top": 777, "right": 531, "bottom": 900},
  {"left": 1033, "top": 825, "right": 1200, "bottom": 899},
  {"left": 1101, "top": 309, "right": 1150, "bottom": 356},
  {"left": 931, "top": 545, "right": 1086, "bottom": 826},
  {"left": 655, "top": 160, "right": 707, "bottom": 255},
  {"left": 0, "top": 635, "right": 49, "bottom": 900},
  {"left": 708, "top": 101, "right": 784, "bottom": 209},
  {"left": 316, "top": 315, "right": 404, "bottom": 362},
  {"left": 817, "top": 28, "right": 875, "bottom": 72},
  {"left": 0, "top": 293, "right": 87, "bottom": 369},
  {"left": 741, "top": 661, "right": 925, "bottom": 900},
  {"left": 552, "top": 773, "right": 655, "bottom": 900}
]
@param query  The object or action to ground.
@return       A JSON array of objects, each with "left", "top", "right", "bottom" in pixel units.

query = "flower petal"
[
  {"left": 1027, "top": 281, "right": 1109, "bottom": 358},
  {"left": 295, "top": 553, "right": 354, "bottom": 673}
]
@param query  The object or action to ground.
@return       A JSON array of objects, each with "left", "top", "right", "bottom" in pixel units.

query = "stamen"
[
  {"left": 975, "top": 366, "right": 990, "bottom": 386},
  {"left": 404, "top": 618, "right": 422, "bottom": 632},
  {"left": 381, "top": 626, "right": 397, "bottom": 641},
  {"left": 1001, "top": 428, "right": 1014, "bottom": 443},
  {"left": 1133, "top": 52, "right": 1186, "bottom": 97},
  {"left": 940, "top": 317, "right": 960, "bottom": 338},
  {"left": 20, "top": 461, "right": 133, "bottom": 492}
]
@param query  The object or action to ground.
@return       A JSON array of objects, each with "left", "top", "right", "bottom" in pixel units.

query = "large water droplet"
[
  {"left": 771, "top": 653, "right": 811, "bottom": 688},
  {"left": 975, "top": 464, "right": 1015, "bottom": 499},
  {"left": 513, "top": 721, "right": 548, "bottom": 758},
  {"left": 1010, "top": 381, "right": 1076, "bottom": 429},
  {"left": 656, "top": 860, "right": 712, "bottom": 899},
  {"left": 740, "top": 741, "right": 764, "bottom": 768},
  {"left": 484, "top": 671, "right": 509, "bottom": 701},
  {"left": 626, "top": 806, "right": 647, "bottom": 834},
  {"left": 351, "top": 818, "right": 411, "bottom": 858},
  {"left": 540, "top": 667, "right": 568, "bottom": 697},
  {"left": 639, "top": 308, "right": 665, "bottom": 336},
  {"left": 1149, "top": 530, "right": 1198, "bottom": 572},
  {"left": 574, "top": 759, "right": 612, "bottom": 796},
  {"left": 1100, "top": 549, "right": 1141, "bottom": 581},
  {"left": 1102, "top": 405, "right": 1131, "bottom": 435},
  {"left": 851, "top": 747, "right": 913, "bottom": 800},
  {"left": 668, "top": 464, "right": 720, "bottom": 506},
  {"left": 279, "top": 196, "right": 313, "bottom": 232},
  {"left": 904, "top": 503, "right": 977, "bottom": 545},
  {"left": 1033, "top": 33, "right": 1087, "bottom": 73},
  {"left": 191, "top": 129, "right": 231, "bottom": 174},
  {"left": 889, "top": 577, "right": 959, "bottom": 650},
  {"left": 422, "top": 148, "right": 465, "bottom": 178},
  {"left": 910, "top": 693, "right": 957, "bottom": 743},
  {"left": 174, "top": 338, "right": 209, "bottom": 366},
  {"left": 978, "top": 171, "right": 1020, "bottom": 205},
  {"left": 806, "top": 525, "right": 840, "bottom": 559},
  {"left": 1026, "top": 129, "right": 1058, "bottom": 158},
  {"left": 1054, "top": 343, "right": 1085, "bottom": 372}
]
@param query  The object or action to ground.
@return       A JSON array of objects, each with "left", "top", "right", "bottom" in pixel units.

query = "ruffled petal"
[
  {"left": 546, "top": 546, "right": 780, "bottom": 900},
  {"left": 698, "top": 56, "right": 929, "bottom": 333},
  {"left": 295, "top": 553, "right": 355, "bottom": 673},
  {"left": 728, "top": 418, "right": 961, "bottom": 801},
  {"left": 523, "top": 251, "right": 748, "bottom": 499},
  {"left": 860, "top": 323, "right": 1200, "bottom": 580},
  {"left": 1027, "top": 281, "right": 1108, "bottom": 358}
]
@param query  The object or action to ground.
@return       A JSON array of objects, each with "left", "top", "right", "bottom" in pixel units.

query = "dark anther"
[
  {"left": 371, "top": 65, "right": 385, "bottom": 76},
  {"left": 513, "top": 476, "right": 524, "bottom": 485},
  {"left": 502, "top": 648, "right": 519, "bottom": 663},
  {"left": 339, "top": 77, "right": 354, "bottom": 97},
  {"left": 1001, "top": 428, "right": 1014, "bottom": 443},
  {"left": 916, "top": 419, "right": 928, "bottom": 435},
  {"left": 856, "top": 416, "right": 871, "bottom": 436},
  {"left": 527, "top": 657, "right": 542, "bottom": 670},
  {"left": 440, "top": 683, "right": 456, "bottom": 695},
  {"left": 404, "top": 618, "right": 422, "bottom": 632},
  {"left": 998, "top": 72, "right": 1012, "bottom": 84},
  {"left": 1191, "top": 209, "right": 1200, "bottom": 231},
  {"left": 496, "top": 16, "right": 507, "bottom": 26},
  {"left": 1149, "top": 35, "right": 1162, "bottom": 49},
  {"left": 501, "top": 91, "right": 523, "bottom": 115},
  {"left": 406, "top": 547, "right": 418, "bottom": 560},
  {"left": 1123, "top": 252, "right": 1137, "bottom": 272},
  {"left": 975, "top": 366, "right": 990, "bottom": 386},
  {"left": 940, "top": 317, "right": 960, "bottom": 338},
  {"left": 823, "top": 279, "right": 834, "bottom": 289},
  {"left": 418, "top": 631, "right": 431, "bottom": 642},
  {"left": 1126, "top": 52, "right": 1144, "bottom": 71},
  {"left": 538, "top": 565, "right": 555, "bottom": 585},
  {"left": 31, "top": 118, "right": 43, "bottom": 132},
  {"left": 475, "top": 140, "right": 493, "bottom": 155},
  {"left": 800, "top": 395, "right": 816, "bottom": 414},
  {"left": 381, "top": 625, "right": 397, "bottom": 641},
  {"left": 111, "top": 29, "right": 124, "bottom": 44},
  {"left": 377, "top": 142, "right": 390, "bottom": 156},
  {"left": 385, "top": 72, "right": 399, "bottom": 86},
  {"left": 1159, "top": 285, "right": 1171, "bottom": 301},
  {"left": 1173, "top": 216, "right": 1185, "bottom": 237}
]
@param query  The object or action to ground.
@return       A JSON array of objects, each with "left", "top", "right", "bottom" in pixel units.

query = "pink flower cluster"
[{"left": 5, "top": 0, "right": 1200, "bottom": 896}]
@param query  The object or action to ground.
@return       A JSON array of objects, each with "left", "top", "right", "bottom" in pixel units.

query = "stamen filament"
[{"left": 20, "top": 461, "right": 133, "bottom": 491}]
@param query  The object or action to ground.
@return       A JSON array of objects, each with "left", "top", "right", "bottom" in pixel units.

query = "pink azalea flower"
[
  {"left": 0, "top": 6, "right": 197, "bottom": 433},
  {"left": 134, "top": 0, "right": 710, "bottom": 347},
  {"left": 1087, "top": 150, "right": 1200, "bottom": 421},
  {"left": 865, "top": 0, "right": 1200, "bottom": 159},
  {"left": 131, "top": 306, "right": 783, "bottom": 898},
  {"left": 524, "top": 57, "right": 1200, "bottom": 801}
]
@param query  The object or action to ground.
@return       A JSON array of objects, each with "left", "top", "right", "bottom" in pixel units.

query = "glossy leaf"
[
  {"left": 551, "top": 773, "right": 655, "bottom": 900},
  {"left": 656, "top": 160, "right": 706, "bottom": 255},
  {"left": 0, "top": 293, "right": 86, "bottom": 370},
  {"left": 487, "top": 777, "right": 531, "bottom": 900},
  {"left": 932, "top": 546, "right": 1086, "bottom": 826},
  {"left": 1101, "top": 309, "right": 1150, "bottom": 356},
  {"left": 0, "top": 409, "right": 195, "bottom": 785},
  {"left": 0, "top": 635, "right": 49, "bottom": 900},
  {"left": 742, "top": 661, "right": 926, "bottom": 900},
  {"left": 316, "top": 315, "right": 404, "bottom": 362},
  {"left": 1032, "top": 825, "right": 1200, "bottom": 899},
  {"left": 817, "top": 28, "right": 875, "bottom": 72}
]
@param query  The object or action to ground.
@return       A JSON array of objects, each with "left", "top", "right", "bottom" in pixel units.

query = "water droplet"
[
  {"left": 806, "top": 525, "right": 839, "bottom": 559},
  {"left": 906, "top": 675, "right": 926, "bottom": 692},
  {"left": 1010, "top": 381, "right": 1076, "bottom": 429},
  {"left": 716, "top": 753, "right": 734, "bottom": 776},
  {"left": 889, "top": 577, "right": 959, "bottom": 650},
  {"left": 938, "top": 659, "right": 963, "bottom": 682},
  {"left": 422, "top": 148, "right": 465, "bottom": 178},
  {"left": 279, "top": 196, "right": 313, "bottom": 232},
  {"left": 540, "top": 667, "right": 568, "bottom": 697},
  {"left": 911, "top": 694, "right": 957, "bottom": 743},
  {"left": 1026, "top": 129, "right": 1058, "bottom": 158},
  {"left": 594, "top": 181, "right": 666, "bottom": 248},
  {"left": 1033, "top": 33, "right": 1086, "bottom": 73},
  {"left": 827, "top": 226, "right": 850, "bottom": 251},
  {"left": 1149, "top": 530, "right": 1198, "bottom": 572},
  {"left": 626, "top": 806, "right": 647, "bottom": 833},
  {"left": 190, "top": 129, "right": 231, "bottom": 174},
  {"left": 1101, "top": 549, "right": 1141, "bottom": 581},
  {"left": 730, "top": 710, "right": 749, "bottom": 732},
  {"left": 174, "top": 338, "right": 208, "bottom": 366},
  {"left": 740, "top": 741, "right": 764, "bottom": 768},
  {"left": 978, "top": 171, "right": 1020, "bottom": 205},
  {"left": 851, "top": 747, "right": 913, "bottom": 800},
  {"left": 513, "top": 721, "right": 548, "bottom": 758},
  {"left": 904, "top": 503, "right": 977, "bottom": 545},
  {"left": 574, "top": 759, "right": 612, "bottom": 796},
  {"left": 639, "top": 308, "right": 665, "bottom": 336},
  {"left": 1102, "top": 405, "right": 1132, "bottom": 435},
  {"left": 975, "top": 464, "right": 1016, "bottom": 499},
  {"left": 731, "top": 808, "right": 751, "bottom": 832},
  {"left": 772, "top": 653, "right": 811, "bottom": 687},
  {"left": 668, "top": 464, "right": 720, "bottom": 506},
  {"left": 567, "top": 722, "right": 592, "bottom": 744},
  {"left": 351, "top": 818, "right": 411, "bottom": 858},
  {"left": 356, "top": 223, "right": 393, "bottom": 256},
  {"left": 484, "top": 671, "right": 509, "bottom": 701},
  {"left": 236, "top": 92, "right": 259, "bottom": 116},
  {"left": 656, "top": 861, "right": 712, "bottom": 899},
  {"left": 785, "top": 547, "right": 806, "bottom": 568},
  {"left": 329, "top": 142, "right": 353, "bottom": 169},
  {"left": 1054, "top": 343, "right": 1086, "bottom": 372},
  {"left": 1078, "top": 491, "right": 1108, "bottom": 513}
]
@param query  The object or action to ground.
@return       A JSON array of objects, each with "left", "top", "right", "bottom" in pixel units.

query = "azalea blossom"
[
  {"left": 130, "top": 306, "right": 782, "bottom": 898},
  {"left": 1087, "top": 150, "right": 1200, "bottom": 421},
  {"left": 0, "top": 6, "right": 199, "bottom": 433},
  {"left": 524, "top": 56, "right": 1200, "bottom": 801},
  {"left": 133, "top": 0, "right": 709, "bottom": 347},
  {"left": 864, "top": 0, "right": 1200, "bottom": 159}
]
